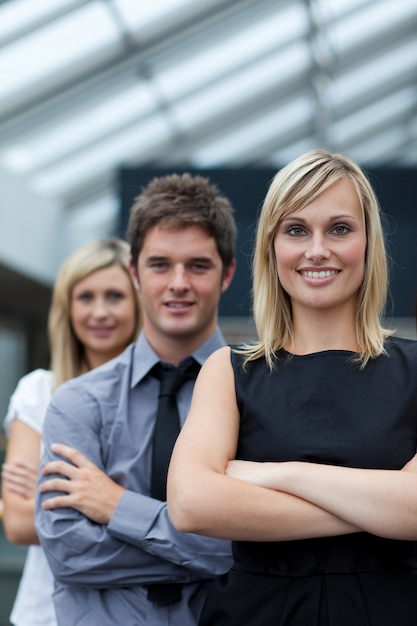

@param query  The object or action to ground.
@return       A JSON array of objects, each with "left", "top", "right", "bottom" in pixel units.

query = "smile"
[{"left": 300, "top": 270, "right": 339, "bottom": 278}]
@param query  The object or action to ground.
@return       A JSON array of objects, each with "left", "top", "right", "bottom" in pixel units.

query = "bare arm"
[
  {"left": 227, "top": 456, "right": 417, "bottom": 540},
  {"left": 39, "top": 443, "right": 125, "bottom": 524},
  {"left": 168, "top": 347, "right": 359, "bottom": 542},
  {"left": 2, "top": 419, "right": 40, "bottom": 544}
]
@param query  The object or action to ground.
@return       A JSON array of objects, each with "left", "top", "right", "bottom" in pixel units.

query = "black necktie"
[
  {"left": 147, "top": 360, "right": 200, "bottom": 607},
  {"left": 150, "top": 361, "right": 200, "bottom": 502}
]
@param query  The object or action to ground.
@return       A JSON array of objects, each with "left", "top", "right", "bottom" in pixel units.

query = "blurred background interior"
[{"left": 0, "top": 1, "right": 416, "bottom": 623}]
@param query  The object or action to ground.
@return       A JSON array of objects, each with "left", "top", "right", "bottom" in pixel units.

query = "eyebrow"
[
  {"left": 281, "top": 214, "right": 359, "bottom": 223},
  {"left": 146, "top": 255, "right": 215, "bottom": 264}
]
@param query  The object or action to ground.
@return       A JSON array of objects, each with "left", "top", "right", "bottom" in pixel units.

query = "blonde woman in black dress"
[{"left": 168, "top": 149, "right": 417, "bottom": 626}]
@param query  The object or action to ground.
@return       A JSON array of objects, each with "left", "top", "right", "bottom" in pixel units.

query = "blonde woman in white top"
[{"left": 2, "top": 239, "right": 141, "bottom": 626}]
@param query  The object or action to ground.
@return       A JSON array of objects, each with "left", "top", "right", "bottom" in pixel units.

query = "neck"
[
  {"left": 83, "top": 348, "right": 122, "bottom": 371},
  {"left": 144, "top": 326, "right": 216, "bottom": 366},
  {"left": 287, "top": 305, "right": 359, "bottom": 355}
]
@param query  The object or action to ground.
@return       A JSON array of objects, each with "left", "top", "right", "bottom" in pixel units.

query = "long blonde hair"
[
  {"left": 48, "top": 239, "right": 142, "bottom": 387},
  {"left": 239, "top": 149, "right": 391, "bottom": 369}
]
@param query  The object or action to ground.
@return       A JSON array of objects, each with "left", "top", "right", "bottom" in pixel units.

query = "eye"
[
  {"left": 286, "top": 225, "right": 306, "bottom": 237},
  {"left": 190, "top": 262, "right": 211, "bottom": 272},
  {"left": 149, "top": 261, "right": 168, "bottom": 270},
  {"left": 107, "top": 291, "right": 124, "bottom": 302},
  {"left": 332, "top": 224, "right": 350, "bottom": 235},
  {"left": 77, "top": 292, "right": 93, "bottom": 302}
]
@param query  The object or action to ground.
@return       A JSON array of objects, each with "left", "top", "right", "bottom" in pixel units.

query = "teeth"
[{"left": 302, "top": 270, "right": 337, "bottom": 278}]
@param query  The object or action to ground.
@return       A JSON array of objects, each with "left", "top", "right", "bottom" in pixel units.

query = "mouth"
[
  {"left": 88, "top": 326, "right": 115, "bottom": 336},
  {"left": 298, "top": 269, "right": 340, "bottom": 279},
  {"left": 164, "top": 301, "right": 194, "bottom": 312}
]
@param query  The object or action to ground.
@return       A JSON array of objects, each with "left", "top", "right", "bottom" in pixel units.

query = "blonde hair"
[
  {"left": 48, "top": 239, "right": 141, "bottom": 387},
  {"left": 239, "top": 149, "right": 392, "bottom": 369}
]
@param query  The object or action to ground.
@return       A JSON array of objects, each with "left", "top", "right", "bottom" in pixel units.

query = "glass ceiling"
[{"left": 0, "top": 0, "right": 416, "bottom": 234}]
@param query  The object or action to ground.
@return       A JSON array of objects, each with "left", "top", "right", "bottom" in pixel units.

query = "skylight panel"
[
  {"left": 0, "top": 0, "right": 77, "bottom": 41},
  {"left": 32, "top": 114, "right": 172, "bottom": 195},
  {"left": 329, "top": 0, "right": 417, "bottom": 52},
  {"left": 153, "top": 4, "right": 307, "bottom": 101},
  {"left": 270, "top": 138, "right": 320, "bottom": 167},
  {"left": 190, "top": 97, "right": 313, "bottom": 167},
  {"left": 348, "top": 127, "right": 408, "bottom": 164},
  {"left": 316, "top": 0, "right": 368, "bottom": 20},
  {"left": 173, "top": 42, "right": 310, "bottom": 130},
  {"left": 113, "top": 0, "right": 198, "bottom": 30},
  {"left": 330, "top": 87, "right": 416, "bottom": 145},
  {"left": 0, "top": 1, "right": 119, "bottom": 100},
  {"left": 2, "top": 84, "right": 157, "bottom": 173},
  {"left": 328, "top": 40, "right": 417, "bottom": 108}
]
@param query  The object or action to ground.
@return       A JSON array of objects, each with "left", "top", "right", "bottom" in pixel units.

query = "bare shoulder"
[
  {"left": 198, "top": 346, "right": 233, "bottom": 381},
  {"left": 204, "top": 345, "right": 232, "bottom": 366}
]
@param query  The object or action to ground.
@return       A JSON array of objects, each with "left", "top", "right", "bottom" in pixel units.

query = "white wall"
[
  {"left": 0, "top": 167, "right": 117, "bottom": 285},
  {"left": 0, "top": 167, "right": 64, "bottom": 285}
]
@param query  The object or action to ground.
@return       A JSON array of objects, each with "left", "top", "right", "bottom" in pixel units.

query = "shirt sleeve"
[
  {"left": 35, "top": 384, "right": 200, "bottom": 588},
  {"left": 108, "top": 490, "right": 233, "bottom": 578},
  {"left": 3, "top": 369, "right": 53, "bottom": 436}
]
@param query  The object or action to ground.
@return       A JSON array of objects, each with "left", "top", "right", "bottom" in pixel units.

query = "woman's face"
[
  {"left": 70, "top": 264, "right": 137, "bottom": 368},
  {"left": 273, "top": 178, "right": 367, "bottom": 318}
]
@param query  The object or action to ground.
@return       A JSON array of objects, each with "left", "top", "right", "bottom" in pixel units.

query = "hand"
[
  {"left": 2, "top": 458, "right": 38, "bottom": 499},
  {"left": 39, "top": 444, "right": 125, "bottom": 524}
]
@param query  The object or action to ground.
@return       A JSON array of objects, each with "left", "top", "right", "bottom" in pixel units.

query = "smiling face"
[
  {"left": 130, "top": 224, "right": 235, "bottom": 362},
  {"left": 70, "top": 263, "right": 137, "bottom": 368},
  {"left": 273, "top": 178, "right": 367, "bottom": 319}
]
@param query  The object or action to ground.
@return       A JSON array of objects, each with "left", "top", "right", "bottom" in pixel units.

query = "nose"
[
  {"left": 91, "top": 297, "right": 110, "bottom": 318},
  {"left": 169, "top": 265, "right": 190, "bottom": 291},
  {"left": 305, "top": 232, "right": 331, "bottom": 261}
]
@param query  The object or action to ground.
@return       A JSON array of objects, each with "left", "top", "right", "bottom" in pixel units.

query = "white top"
[{"left": 3, "top": 369, "right": 57, "bottom": 626}]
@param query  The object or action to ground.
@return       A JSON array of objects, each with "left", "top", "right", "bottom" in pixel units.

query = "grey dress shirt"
[{"left": 35, "top": 330, "right": 232, "bottom": 626}]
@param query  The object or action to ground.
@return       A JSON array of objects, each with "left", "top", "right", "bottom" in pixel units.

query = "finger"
[
  {"left": 39, "top": 477, "right": 73, "bottom": 494},
  {"left": 6, "top": 459, "right": 38, "bottom": 472},
  {"left": 41, "top": 494, "right": 73, "bottom": 510},
  {"left": 41, "top": 460, "right": 79, "bottom": 479},
  {"left": 2, "top": 463, "right": 33, "bottom": 479},
  {"left": 3, "top": 479, "right": 33, "bottom": 498},
  {"left": 2, "top": 468, "right": 29, "bottom": 487},
  {"left": 50, "top": 443, "right": 91, "bottom": 468}
]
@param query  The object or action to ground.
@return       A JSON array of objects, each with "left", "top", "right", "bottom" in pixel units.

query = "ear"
[
  {"left": 220, "top": 259, "right": 237, "bottom": 294},
  {"left": 129, "top": 256, "right": 140, "bottom": 291}
]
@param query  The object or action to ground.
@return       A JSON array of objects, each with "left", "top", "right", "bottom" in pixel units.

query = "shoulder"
[
  {"left": 13, "top": 368, "right": 53, "bottom": 393},
  {"left": 384, "top": 336, "right": 417, "bottom": 361},
  {"left": 203, "top": 345, "right": 232, "bottom": 368},
  {"left": 51, "top": 345, "right": 135, "bottom": 410},
  {"left": 4, "top": 369, "right": 54, "bottom": 432},
  {"left": 230, "top": 347, "right": 268, "bottom": 375}
]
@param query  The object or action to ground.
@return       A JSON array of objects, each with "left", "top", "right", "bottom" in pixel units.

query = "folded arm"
[
  {"left": 36, "top": 388, "right": 203, "bottom": 587},
  {"left": 2, "top": 419, "right": 40, "bottom": 545},
  {"left": 168, "top": 347, "right": 360, "bottom": 542},
  {"left": 226, "top": 454, "right": 417, "bottom": 540},
  {"left": 40, "top": 444, "right": 232, "bottom": 578}
]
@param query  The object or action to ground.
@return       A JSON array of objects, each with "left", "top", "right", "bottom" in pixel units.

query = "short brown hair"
[{"left": 127, "top": 173, "right": 236, "bottom": 270}]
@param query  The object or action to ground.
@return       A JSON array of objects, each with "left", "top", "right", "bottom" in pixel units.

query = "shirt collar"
[{"left": 130, "top": 328, "right": 225, "bottom": 388}]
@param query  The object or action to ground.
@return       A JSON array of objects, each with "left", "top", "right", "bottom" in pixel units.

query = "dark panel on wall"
[
  {"left": 368, "top": 169, "right": 417, "bottom": 318},
  {"left": 118, "top": 166, "right": 417, "bottom": 318}
]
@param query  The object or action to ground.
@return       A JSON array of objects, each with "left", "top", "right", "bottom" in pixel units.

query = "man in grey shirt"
[{"left": 35, "top": 173, "right": 237, "bottom": 625}]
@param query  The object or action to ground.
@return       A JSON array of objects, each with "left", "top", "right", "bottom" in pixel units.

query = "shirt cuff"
[{"left": 108, "top": 489, "right": 165, "bottom": 544}]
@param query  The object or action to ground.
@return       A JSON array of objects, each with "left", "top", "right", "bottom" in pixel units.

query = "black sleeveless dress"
[{"left": 199, "top": 337, "right": 417, "bottom": 626}]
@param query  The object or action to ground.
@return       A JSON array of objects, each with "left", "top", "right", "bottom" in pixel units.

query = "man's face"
[{"left": 130, "top": 225, "right": 235, "bottom": 359}]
